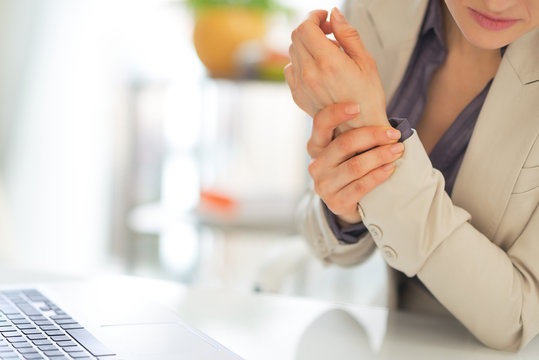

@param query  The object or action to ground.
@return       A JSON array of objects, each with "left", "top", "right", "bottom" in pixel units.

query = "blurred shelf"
[{"left": 127, "top": 194, "right": 302, "bottom": 235}]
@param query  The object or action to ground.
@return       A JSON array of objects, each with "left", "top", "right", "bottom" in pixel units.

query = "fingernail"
[
  {"left": 344, "top": 104, "right": 360, "bottom": 115},
  {"left": 387, "top": 129, "right": 401, "bottom": 140},
  {"left": 382, "top": 162, "right": 395, "bottom": 172},
  {"left": 332, "top": 7, "right": 345, "bottom": 23},
  {"left": 390, "top": 143, "right": 404, "bottom": 154}
]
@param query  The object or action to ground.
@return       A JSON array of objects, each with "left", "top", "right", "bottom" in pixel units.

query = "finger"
[
  {"left": 322, "top": 126, "right": 402, "bottom": 167},
  {"left": 288, "top": 44, "right": 301, "bottom": 86},
  {"left": 324, "top": 162, "right": 396, "bottom": 217},
  {"left": 308, "top": 102, "right": 361, "bottom": 157},
  {"left": 331, "top": 142, "right": 404, "bottom": 193},
  {"left": 289, "top": 40, "right": 333, "bottom": 114},
  {"left": 301, "top": 10, "right": 333, "bottom": 34},
  {"left": 329, "top": 38, "right": 340, "bottom": 47},
  {"left": 283, "top": 63, "right": 295, "bottom": 91},
  {"left": 288, "top": 43, "right": 322, "bottom": 113},
  {"left": 330, "top": 7, "right": 371, "bottom": 67},
  {"left": 289, "top": 37, "right": 315, "bottom": 79},
  {"left": 305, "top": 9, "right": 330, "bottom": 29},
  {"left": 293, "top": 10, "right": 342, "bottom": 61},
  {"left": 311, "top": 142, "right": 403, "bottom": 200}
]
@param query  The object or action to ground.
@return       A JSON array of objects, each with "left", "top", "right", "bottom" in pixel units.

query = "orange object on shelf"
[
  {"left": 192, "top": 7, "right": 266, "bottom": 78},
  {"left": 199, "top": 190, "right": 238, "bottom": 213}
]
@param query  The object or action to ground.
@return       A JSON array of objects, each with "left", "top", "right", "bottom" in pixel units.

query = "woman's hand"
[
  {"left": 285, "top": 8, "right": 389, "bottom": 130},
  {"left": 309, "top": 103, "right": 403, "bottom": 224}
]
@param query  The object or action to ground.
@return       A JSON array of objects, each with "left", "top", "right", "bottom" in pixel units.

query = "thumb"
[{"left": 330, "top": 7, "right": 369, "bottom": 66}]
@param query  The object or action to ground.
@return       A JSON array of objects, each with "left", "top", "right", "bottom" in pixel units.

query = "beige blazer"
[{"left": 299, "top": 0, "right": 539, "bottom": 351}]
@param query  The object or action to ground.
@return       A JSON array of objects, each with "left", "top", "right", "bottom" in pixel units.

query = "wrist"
[
  {"left": 337, "top": 213, "right": 362, "bottom": 227},
  {"left": 370, "top": 110, "right": 391, "bottom": 127}
]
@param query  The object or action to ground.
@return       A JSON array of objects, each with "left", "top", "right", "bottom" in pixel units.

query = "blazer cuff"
[
  {"left": 322, "top": 202, "right": 369, "bottom": 244},
  {"left": 298, "top": 189, "right": 376, "bottom": 266},
  {"left": 358, "top": 131, "right": 471, "bottom": 276}
]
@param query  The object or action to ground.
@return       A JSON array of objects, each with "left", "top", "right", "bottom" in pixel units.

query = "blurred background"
[{"left": 0, "top": 0, "right": 386, "bottom": 306}]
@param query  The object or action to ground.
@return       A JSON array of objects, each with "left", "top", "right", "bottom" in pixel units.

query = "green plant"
[{"left": 185, "top": 0, "right": 289, "bottom": 14}]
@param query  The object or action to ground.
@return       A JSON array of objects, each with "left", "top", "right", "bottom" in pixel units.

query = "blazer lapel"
[
  {"left": 364, "top": 0, "right": 429, "bottom": 100},
  {"left": 452, "top": 28, "right": 539, "bottom": 240},
  {"left": 367, "top": 0, "right": 429, "bottom": 49}
]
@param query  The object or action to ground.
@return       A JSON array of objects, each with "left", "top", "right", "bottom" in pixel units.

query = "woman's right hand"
[{"left": 308, "top": 103, "right": 404, "bottom": 224}]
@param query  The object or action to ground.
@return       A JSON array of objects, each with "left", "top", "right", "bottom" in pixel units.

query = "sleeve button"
[
  {"left": 367, "top": 225, "right": 383, "bottom": 240},
  {"left": 382, "top": 246, "right": 397, "bottom": 261}
]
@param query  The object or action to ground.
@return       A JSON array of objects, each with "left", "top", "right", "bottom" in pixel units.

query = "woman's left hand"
[{"left": 285, "top": 8, "right": 389, "bottom": 129}]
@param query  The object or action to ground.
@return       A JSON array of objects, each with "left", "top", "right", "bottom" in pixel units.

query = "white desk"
[
  {"left": 24, "top": 276, "right": 539, "bottom": 360},
  {"left": 1, "top": 274, "right": 538, "bottom": 359}
]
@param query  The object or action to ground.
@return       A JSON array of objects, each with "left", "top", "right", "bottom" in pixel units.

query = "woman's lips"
[{"left": 468, "top": 8, "right": 519, "bottom": 31}]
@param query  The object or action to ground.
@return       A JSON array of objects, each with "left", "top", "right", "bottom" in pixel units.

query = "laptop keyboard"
[{"left": 0, "top": 289, "right": 116, "bottom": 360}]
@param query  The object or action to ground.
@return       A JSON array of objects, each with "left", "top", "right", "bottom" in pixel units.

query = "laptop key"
[
  {"left": 44, "top": 350, "right": 64, "bottom": 357},
  {"left": 32, "top": 340, "right": 52, "bottom": 346},
  {"left": 45, "top": 330, "right": 65, "bottom": 337},
  {"left": 0, "top": 305, "right": 19, "bottom": 315},
  {"left": 38, "top": 344, "right": 59, "bottom": 351},
  {"left": 0, "top": 326, "right": 17, "bottom": 332},
  {"left": 63, "top": 346, "right": 84, "bottom": 353},
  {"left": 65, "top": 329, "right": 115, "bottom": 357},
  {"left": 68, "top": 352, "right": 91, "bottom": 359},
  {"left": 0, "top": 352, "right": 18, "bottom": 359},
  {"left": 50, "top": 336, "right": 71, "bottom": 342},
  {"left": 27, "top": 334, "right": 46, "bottom": 341},
  {"left": 11, "top": 341, "right": 33, "bottom": 348},
  {"left": 61, "top": 324, "right": 83, "bottom": 330},
  {"left": 7, "top": 336, "right": 27, "bottom": 343},
  {"left": 28, "top": 316, "right": 46, "bottom": 321},
  {"left": 5, "top": 314, "right": 24, "bottom": 320},
  {"left": 15, "top": 303, "right": 40, "bottom": 317},
  {"left": 22, "top": 353, "right": 44, "bottom": 360},
  {"left": 54, "top": 319, "right": 77, "bottom": 325},
  {"left": 1, "top": 331, "right": 20, "bottom": 337},
  {"left": 39, "top": 325, "right": 58, "bottom": 331},
  {"left": 16, "top": 324, "right": 36, "bottom": 330},
  {"left": 56, "top": 340, "right": 77, "bottom": 348},
  {"left": 34, "top": 320, "right": 52, "bottom": 327}
]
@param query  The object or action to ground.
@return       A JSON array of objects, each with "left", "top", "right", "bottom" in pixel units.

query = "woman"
[{"left": 284, "top": 0, "right": 539, "bottom": 351}]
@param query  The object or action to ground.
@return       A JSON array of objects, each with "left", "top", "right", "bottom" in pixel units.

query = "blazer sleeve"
[
  {"left": 358, "top": 131, "right": 539, "bottom": 351},
  {"left": 297, "top": 185, "right": 376, "bottom": 267}
]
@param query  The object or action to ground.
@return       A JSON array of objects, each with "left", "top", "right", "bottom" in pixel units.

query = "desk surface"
[
  {"left": 63, "top": 276, "right": 539, "bottom": 359},
  {"left": 2, "top": 273, "right": 538, "bottom": 359}
]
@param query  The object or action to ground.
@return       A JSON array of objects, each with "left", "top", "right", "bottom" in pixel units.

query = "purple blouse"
[{"left": 325, "top": 0, "right": 497, "bottom": 243}]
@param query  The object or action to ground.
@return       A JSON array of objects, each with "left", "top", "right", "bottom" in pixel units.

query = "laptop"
[{"left": 0, "top": 279, "right": 244, "bottom": 360}]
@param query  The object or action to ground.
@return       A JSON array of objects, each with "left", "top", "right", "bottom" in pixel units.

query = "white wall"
[
  {"left": 2, "top": 0, "right": 119, "bottom": 272},
  {"left": 0, "top": 0, "right": 340, "bottom": 274},
  {"left": 0, "top": 0, "right": 193, "bottom": 273}
]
